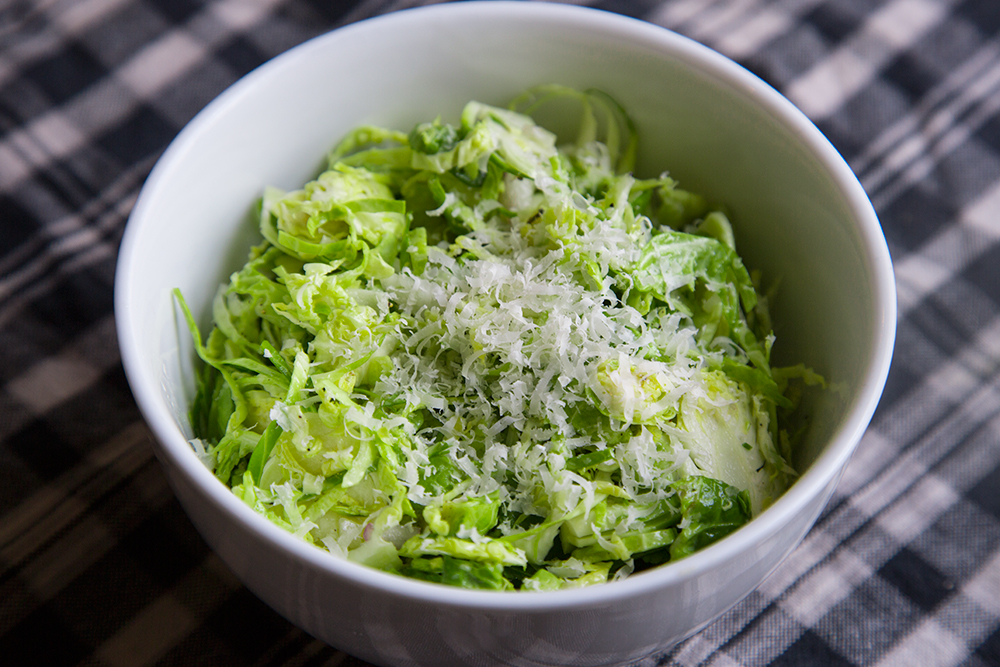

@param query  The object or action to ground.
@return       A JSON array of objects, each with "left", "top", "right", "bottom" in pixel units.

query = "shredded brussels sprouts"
[{"left": 177, "top": 85, "right": 822, "bottom": 590}]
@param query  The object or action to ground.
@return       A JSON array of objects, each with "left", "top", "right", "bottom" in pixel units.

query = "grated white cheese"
[
  {"left": 202, "top": 94, "right": 800, "bottom": 587},
  {"left": 374, "top": 165, "right": 710, "bottom": 515}
]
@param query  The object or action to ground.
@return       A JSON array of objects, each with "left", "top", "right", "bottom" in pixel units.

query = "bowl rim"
[{"left": 115, "top": 0, "right": 897, "bottom": 611}]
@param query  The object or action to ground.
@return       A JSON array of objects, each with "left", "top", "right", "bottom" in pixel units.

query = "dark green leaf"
[{"left": 669, "top": 476, "right": 752, "bottom": 560}]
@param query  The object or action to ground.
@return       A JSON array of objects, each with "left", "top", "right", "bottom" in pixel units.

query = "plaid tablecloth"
[{"left": 2, "top": 0, "right": 999, "bottom": 665}]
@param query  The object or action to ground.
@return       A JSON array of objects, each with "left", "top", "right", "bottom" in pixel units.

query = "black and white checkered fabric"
[{"left": 2, "top": 1, "right": 1000, "bottom": 665}]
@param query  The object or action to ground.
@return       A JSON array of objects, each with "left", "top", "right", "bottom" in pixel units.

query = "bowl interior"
[{"left": 116, "top": 2, "right": 893, "bottom": 599}]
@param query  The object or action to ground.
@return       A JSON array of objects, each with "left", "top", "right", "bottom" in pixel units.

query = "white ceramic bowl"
[{"left": 115, "top": 3, "right": 896, "bottom": 666}]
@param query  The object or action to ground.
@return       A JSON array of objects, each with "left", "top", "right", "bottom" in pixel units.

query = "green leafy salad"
[{"left": 178, "top": 86, "right": 821, "bottom": 591}]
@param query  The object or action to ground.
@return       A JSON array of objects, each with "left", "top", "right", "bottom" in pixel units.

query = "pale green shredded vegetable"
[{"left": 178, "top": 86, "right": 823, "bottom": 590}]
